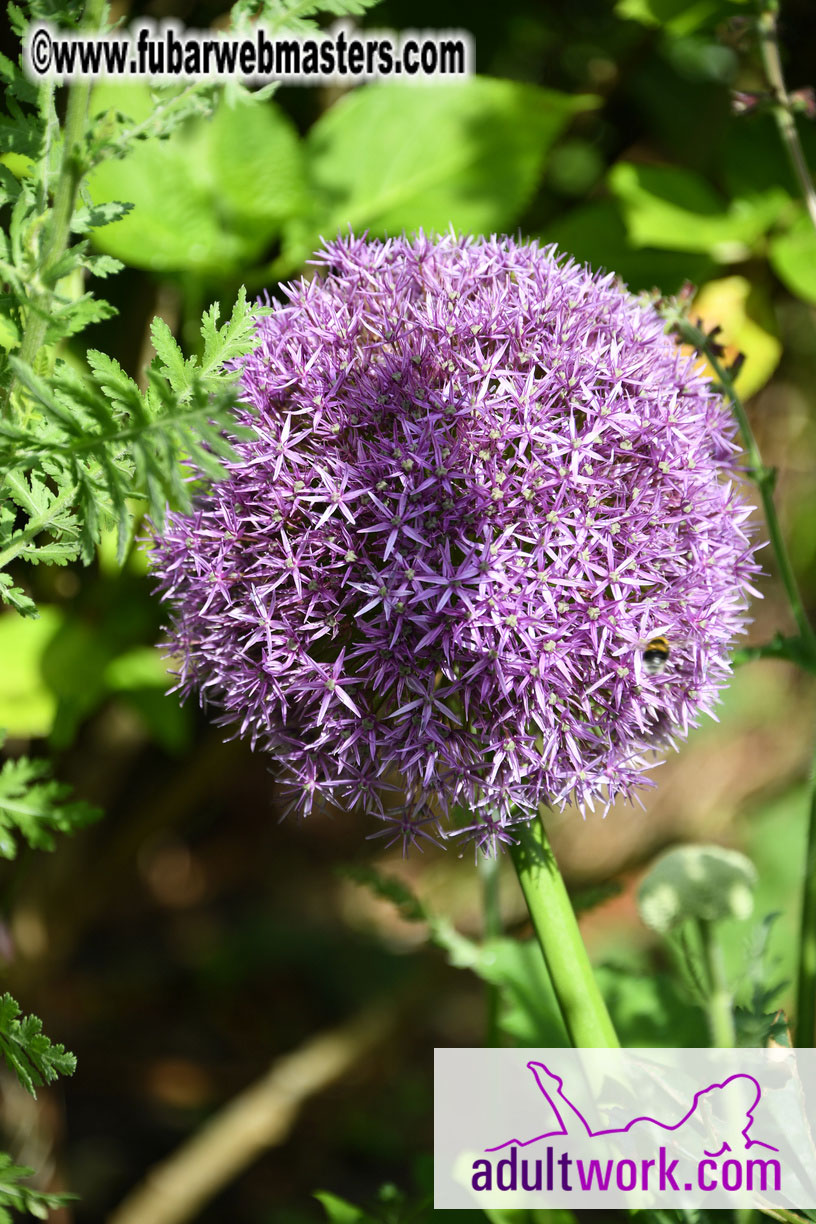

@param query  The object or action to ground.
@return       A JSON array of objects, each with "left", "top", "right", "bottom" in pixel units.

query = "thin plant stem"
[
  {"left": 757, "top": 2, "right": 816, "bottom": 233},
  {"left": 3, "top": 0, "right": 108, "bottom": 418},
  {"left": 670, "top": 316, "right": 816, "bottom": 1051},
  {"left": 478, "top": 850, "right": 502, "bottom": 1046},
  {"left": 795, "top": 743, "right": 816, "bottom": 1046},
  {"left": 696, "top": 919, "right": 737, "bottom": 1048},
  {"left": 671, "top": 316, "right": 816, "bottom": 662},
  {"left": 509, "top": 809, "right": 619, "bottom": 1048}
]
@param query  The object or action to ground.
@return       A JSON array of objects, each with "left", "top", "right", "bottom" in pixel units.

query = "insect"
[{"left": 642, "top": 635, "right": 670, "bottom": 676}]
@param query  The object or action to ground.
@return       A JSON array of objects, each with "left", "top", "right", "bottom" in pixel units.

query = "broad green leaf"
[
  {"left": 87, "top": 86, "right": 305, "bottom": 275},
  {"left": 769, "top": 213, "right": 816, "bottom": 305},
  {"left": 210, "top": 95, "right": 306, "bottom": 227},
  {"left": 614, "top": 0, "right": 745, "bottom": 35},
  {"left": 104, "top": 646, "right": 170, "bottom": 691},
  {"left": 0, "top": 606, "right": 61, "bottom": 736},
  {"left": 691, "top": 276, "right": 782, "bottom": 398},
  {"left": 284, "top": 79, "right": 598, "bottom": 263},
  {"left": 637, "top": 844, "right": 757, "bottom": 934},
  {"left": 471, "top": 936, "right": 568, "bottom": 1046},
  {"left": 596, "top": 963, "right": 709, "bottom": 1046},
  {"left": 545, "top": 198, "right": 716, "bottom": 292},
  {"left": 609, "top": 162, "right": 789, "bottom": 258}
]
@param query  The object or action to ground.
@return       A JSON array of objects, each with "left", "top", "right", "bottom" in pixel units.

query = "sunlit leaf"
[
  {"left": 609, "top": 162, "right": 788, "bottom": 259},
  {"left": 769, "top": 212, "right": 816, "bottom": 305},
  {"left": 283, "top": 79, "right": 598, "bottom": 265},
  {"left": 691, "top": 275, "right": 782, "bottom": 398},
  {"left": 88, "top": 86, "right": 305, "bottom": 275}
]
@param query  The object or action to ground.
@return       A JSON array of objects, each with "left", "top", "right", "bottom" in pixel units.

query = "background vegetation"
[{"left": 1, "top": 0, "right": 816, "bottom": 1220}]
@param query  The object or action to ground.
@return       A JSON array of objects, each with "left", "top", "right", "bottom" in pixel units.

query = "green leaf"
[
  {"left": 614, "top": 0, "right": 745, "bottom": 36},
  {"left": 0, "top": 605, "right": 61, "bottom": 736},
  {"left": 0, "top": 469, "right": 83, "bottom": 578},
  {"left": 314, "top": 1190, "right": 374, "bottom": 1224},
  {"left": 637, "top": 844, "right": 758, "bottom": 934},
  {"left": 284, "top": 79, "right": 598, "bottom": 264},
  {"left": 345, "top": 865, "right": 567, "bottom": 1044},
  {"left": 0, "top": 746, "right": 101, "bottom": 860},
  {"left": 596, "top": 963, "right": 709, "bottom": 1046},
  {"left": 545, "top": 198, "right": 717, "bottom": 292},
  {"left": 0, "top": 292, "right": 259, "bottom": 612},
  {"left": 609, "top": 162, "right": 789, "bottom": 258},
  {"left": 471, "top": 936, "right": 568, "bottom": 1046},
  {"left": 232, "top": 0, "right": 382, "bottom": 31},
  {"left": 210, "top": 94, "right": 306, "bottom": 228},
  {"left": 733, "top": 914, "right": 788, "bottom": 1048},
  {"left": 71, "top": 199, "right": 133, "bottom": 233},
  {"left": 0, "top": 572, "right": 37, "bottom": 617},
  {"left": 0, "top": 993, "right": 76, "bottom": 1097},
  {"left": 0, "top": 1150, "right": 73, "bottom": 1220},
  {"left": 769, "top": 212, "right": 816, "bottom": 305},
  {"left": 0, "top": 311, "right": 19, "bottom": 351},
  {"left": 87, "top": 86, "right": 306, "bottom": 275}
]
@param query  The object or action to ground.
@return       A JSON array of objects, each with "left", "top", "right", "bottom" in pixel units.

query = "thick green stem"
[
  {"left": 509, "top": 810, "right": 619, "bottom": 1048},
  {"left": 795, "top": 744, "right": 816, "bottom": 1046},
  {"left": 478, "top": 850, "right": 502, "bottom": 1046},
  {"left": 3, "top": 0, "right": 107, "bottom": 418},
  {"left": 757, "top": 3, "right": 816, "bottom": 233},
  {"left": 697, "top": 919, "right": 737, "bottom": 1048}
]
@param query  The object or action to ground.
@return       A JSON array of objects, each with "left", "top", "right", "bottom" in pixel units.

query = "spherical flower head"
[{"left": 149, "top": 233, "right": 760, "bottom": 853}]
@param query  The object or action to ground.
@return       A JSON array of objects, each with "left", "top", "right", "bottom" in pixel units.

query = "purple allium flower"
[{"left": 149, "top": 233, "right": 760, "bottom": 852}]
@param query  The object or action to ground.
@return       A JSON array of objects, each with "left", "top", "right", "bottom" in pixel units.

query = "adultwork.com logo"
[
  {"left": 433, "top": 1048, "right": 816, "bottom": 1210},
  {"left": 473, "top": 1060, "right": 781, "bottom": 1196}
]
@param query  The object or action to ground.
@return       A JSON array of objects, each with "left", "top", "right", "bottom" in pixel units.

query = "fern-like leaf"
[
  {"left": 0, "top": 746, "right": 101, "bottom": 860},
  {"left": 0, "top": 1151, "right": 73, "bottom": 1222},
  {"left": 0, "top": 993, "right": 76, "bottom": 1097}
]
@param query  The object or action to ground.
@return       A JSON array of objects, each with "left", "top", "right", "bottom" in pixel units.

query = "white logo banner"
[{"left": 434, "top": 1047, "right": 816, "bottom": 1209}]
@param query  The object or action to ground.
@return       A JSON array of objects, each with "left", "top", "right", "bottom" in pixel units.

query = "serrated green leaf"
[
  {"left": 0, "top": 1149, "right": 74, "bottom": 1219},
  {"left": 0, "top": 470, "right": 82, "bottom": 573},
  {"left": 150, "top": 317, "right": 194, "bottom": 391},
  {"left": 0, "top": 289, "right": 259, "bottom": 572},
  {"left": 0, "top": 992, "right": 76, "bottom": 1097},
  {"left": 0, "top": 748, "right": 101, "bottom": 860},
  {"left": 71, "top": 199, "right": 133, "bottom": 233},
  {"left": 0, "top": 573, "right": 37, "bottom": 617}
]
